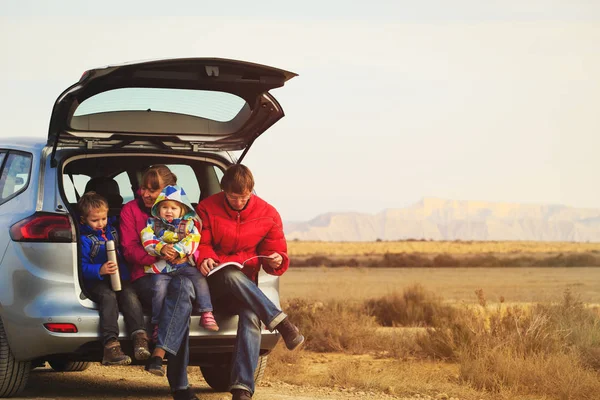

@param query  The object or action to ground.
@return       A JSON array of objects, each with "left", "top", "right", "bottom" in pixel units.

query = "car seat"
[{"left": 84, "top": 177, "right": 123, "bottom": 217}]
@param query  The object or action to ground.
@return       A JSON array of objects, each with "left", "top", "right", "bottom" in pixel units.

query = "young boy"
[
  {"left": 140, "top": 185, "right": 217, "bottom": 376},
  {"left": 78, "top": 191, "right": 151, "bottom": 366}
]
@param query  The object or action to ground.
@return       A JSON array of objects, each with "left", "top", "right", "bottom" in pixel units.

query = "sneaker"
[
  {"left": 200, "top": 311, "right": 219, "bottom": 331},
  {"left": 132, "top": 331, "right": 151, "bottom": 360},
  {"left": 275, "top": 317, "right": 305, "bottom": 351},
  {"left": 173, "top": 387, "right": 199, "bottom": 400},
  {"left": 231, "top": 389, "right": 252, "bottom": 399},
  {"left": 102, "top": 340, "right": 132, "bottom": 366},
  {"left": 145, "top": 355, "right": 165, "bottom": 376}
]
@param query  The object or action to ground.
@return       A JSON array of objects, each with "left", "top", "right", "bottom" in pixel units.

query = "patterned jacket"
[{"left": 141, "top": 185, "right": 201, "bottom": 274}]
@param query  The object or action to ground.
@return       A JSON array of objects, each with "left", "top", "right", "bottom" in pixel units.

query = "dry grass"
[
  {"left": 288, "top": 240, "right": 600, "bottom": 256},
  {"left": 271, "top": 277, "right": 600, "bottom": 400}
]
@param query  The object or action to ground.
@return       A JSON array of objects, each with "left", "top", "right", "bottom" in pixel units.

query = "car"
[{"left": 0, "top": 58, "right": 296, "bottom": 397}]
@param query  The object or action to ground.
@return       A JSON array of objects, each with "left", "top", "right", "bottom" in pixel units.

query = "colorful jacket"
[
  {"left": 194, "top": 192, "right": 289, "bottom": 282},
  {"left": 80, "top": 218, "right": 130, "bottom": 282},
  {"left": 141, "top": 185, "right": 201, "bottom": 274}
]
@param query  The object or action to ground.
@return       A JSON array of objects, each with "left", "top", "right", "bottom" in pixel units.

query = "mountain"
[{"left": 283, "top": 198, "right": 600, "bottom": 242}]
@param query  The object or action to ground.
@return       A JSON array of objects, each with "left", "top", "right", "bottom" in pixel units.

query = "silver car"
[{"left": 0, "top": 58, "right": 296, "bottom": 397}]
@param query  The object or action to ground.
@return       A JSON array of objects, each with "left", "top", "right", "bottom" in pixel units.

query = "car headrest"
[{"left": 84, "top": 177, "right": 123, "bottom": 209}]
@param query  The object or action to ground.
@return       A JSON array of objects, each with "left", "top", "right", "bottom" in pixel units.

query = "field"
[
  {"left": 281, "top": 267, "right": 600, "bottom": 304},
  {"left": 264, "top": 241, "right": 600, "bottom": 400},
  {"left": 287, "top": 240, "right": 600, "bottom": 256}
]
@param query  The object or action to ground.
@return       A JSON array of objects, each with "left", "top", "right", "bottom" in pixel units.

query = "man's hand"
[
  {"left": 263, "top": 252, "right": 283, "bottom": 269},
  {"left": 199, "top": 257, "right": 218, "bottom": 276}
]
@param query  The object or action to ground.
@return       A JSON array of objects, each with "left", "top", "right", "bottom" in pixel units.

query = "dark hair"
[
  {"left": 221, "top": 164, "right": 254, "bottom": 194},
  {"left": 142, "top": 165, "right": 177, "bottom": 190},
  {"left": 77, "top": 191, "right": 108, "bottom": 217}
]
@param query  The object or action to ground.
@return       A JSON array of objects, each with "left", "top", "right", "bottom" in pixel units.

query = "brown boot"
[
  {"left": 102, "top": 339, "right": 132, "bottom": 366},
  {"left": 275, "top": 318, "right": 305, "bottom": 351},
  {"left": 132, "top": 331, "right": 151, "bottom": 360}
]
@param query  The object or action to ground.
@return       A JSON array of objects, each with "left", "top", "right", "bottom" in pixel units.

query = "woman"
[{"left": 119, "top": 165, "right": 198, "bottom": 400}]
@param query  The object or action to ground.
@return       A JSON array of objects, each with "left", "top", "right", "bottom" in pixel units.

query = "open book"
[{"left": 206, "top": 255, "right": 273, "bottom": 277}]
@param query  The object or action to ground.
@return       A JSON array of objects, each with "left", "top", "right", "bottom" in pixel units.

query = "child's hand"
[
  {"left": 100, "top": 261, "right": 118, "bottom": 275},
  {"left": 160, "top": 244, "right": 178, "bottom": 260}
]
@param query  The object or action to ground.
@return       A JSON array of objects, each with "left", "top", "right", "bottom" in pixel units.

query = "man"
[{"left": 195, "top": 164, "right": 304, "bottom": 400}]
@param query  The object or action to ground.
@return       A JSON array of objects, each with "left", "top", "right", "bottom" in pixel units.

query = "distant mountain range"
[{"left": 283, "top": 198, "right": 600, "bottom": 242}]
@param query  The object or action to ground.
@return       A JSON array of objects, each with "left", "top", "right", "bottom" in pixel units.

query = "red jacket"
[
  {"left": 195, "top": 192, "right": 289, "bottom": 282},
  {"left": 120, "top": 198, "right": 159, "bottom": 282}
]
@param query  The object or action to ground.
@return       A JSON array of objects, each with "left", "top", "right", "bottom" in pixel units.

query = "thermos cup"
[{"left": 106, "top": 240, "right": 122, "bottom": 291}]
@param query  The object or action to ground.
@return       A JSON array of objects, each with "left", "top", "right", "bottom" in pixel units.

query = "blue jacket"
[{"left": 80, "top": 218, "right": 130, "bottom": 281}]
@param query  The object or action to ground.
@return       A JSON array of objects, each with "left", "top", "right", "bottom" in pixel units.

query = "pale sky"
[{"left": 1, "top": 1, "right": 599, "bottom": 221}]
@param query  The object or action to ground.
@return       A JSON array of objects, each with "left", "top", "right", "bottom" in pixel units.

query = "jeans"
[
  {"left": 208, "top": 267, "right": 286, "bottom": 394},
  {"left": 133, "top": 274, "right": 195, "bottom": 392},
  {"left": 151, "top": 267, "right": 213, "bottom": 324},
  {"left": 87, "top": 279, "right": 146, "bottom": 345}
]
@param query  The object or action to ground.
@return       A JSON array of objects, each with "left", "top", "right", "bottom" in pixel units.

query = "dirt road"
[{"left": 14, "top": 363, "right": 404, "bottom": 400}]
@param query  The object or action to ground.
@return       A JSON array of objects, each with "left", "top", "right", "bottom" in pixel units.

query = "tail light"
[
  {"left": 10, "top": 212, "right": 74, "bottom": 242},
  {"left": 44, "top": 323, "right": 78, "bottom": 333}
]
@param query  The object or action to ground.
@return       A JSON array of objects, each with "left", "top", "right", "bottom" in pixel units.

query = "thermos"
[{"left": 106, "top": 240, "right": 122, "bottom": 291}]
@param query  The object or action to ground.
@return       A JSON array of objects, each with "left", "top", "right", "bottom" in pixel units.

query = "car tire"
[
  {"left": 0, "top": 318, "right": 30, "bottom": 398},
  {"left": 48, "top": 360, "right": 92, "bottom": 372},
  {"left": 200, "top": 355, "right": 268, "bottom": 392}
]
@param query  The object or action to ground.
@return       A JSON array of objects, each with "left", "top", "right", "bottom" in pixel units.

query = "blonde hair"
[{"left": 77, "top": 191, "right": 109, "bottom": 218}]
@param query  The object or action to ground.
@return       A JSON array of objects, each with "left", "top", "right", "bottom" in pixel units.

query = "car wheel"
[
  {"left": 0, "top": 318, "right": 30, "bottom": 397},
  {"left": 200, "top": 355, "right": 269, "bottom": 392},
  {"left": 48, "top": 360, "right": 92, "bottom": 372}
]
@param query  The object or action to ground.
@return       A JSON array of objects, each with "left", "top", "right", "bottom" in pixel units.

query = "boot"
[
  {"left": 173, "top": 387, "right": 199, "bottom": 400},
  {"left": 145, "top": 355, "right": 165, "bottom": 376},
  {"left": 232, "top": 389, "right": 252, "bottom": 399},
  {"left": 132, "top": 331, "right": 151, "bottom": 360},
  {"left": 275, "top": 317, "right": 305, "bottom": 351},
  {"left": 102, "top": 340, "right": 132, "bottom": 366}
]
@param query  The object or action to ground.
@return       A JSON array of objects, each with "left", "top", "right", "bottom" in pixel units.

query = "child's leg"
[
  {"left": 116, "top": 280, "right": 150, "bottom": 360},
  {"left": 177, "top": 267, "right": 218, "bottom": 331},
  {"left": 86, "top": 280, "right": 132, "bottom": 365},
  {"left": 178, "top": 267, "right": 213, "bottom": 312}
]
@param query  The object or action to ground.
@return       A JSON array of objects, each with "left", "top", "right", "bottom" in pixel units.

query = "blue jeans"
[
  {"left": 208, "top": 267, "right": 286, "bottom": 395},
  {"left": 133, "top": 274, "right": 195, "bottom": 392},
  {"left": 151, "top": 267, "right": 213, "bottom": 324}
]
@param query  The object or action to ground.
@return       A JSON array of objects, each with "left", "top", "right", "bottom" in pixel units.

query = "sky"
[{"left": 1, "top": 1, "right": 599, "bottom": 221}]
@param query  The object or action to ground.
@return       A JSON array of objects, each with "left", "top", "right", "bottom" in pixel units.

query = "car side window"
[
  {"left": 167, "top": 164, "right": 201, "bottom": 204},
  {"left": 0, "top": 151, "right": 33, "bottom": 205},
  {"left": 62, "top": 174, "right": 91, "bottom": 203},
  {"left": 113, "top": 171, "right": 134, "bottom": 204}
]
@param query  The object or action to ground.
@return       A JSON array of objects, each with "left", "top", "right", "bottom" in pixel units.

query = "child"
[
  {"left": 140, "top": 185, "right": 217, "bottom": 376},
  {"left": 78, "top": 192, "right": 151, "bottom": 366}
]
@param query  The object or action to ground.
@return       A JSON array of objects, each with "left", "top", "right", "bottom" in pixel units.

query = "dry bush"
[
  {"left": 282, "top": 298, "right": 378, "bottom": 353},
  {"left": 365, "top": 284, "right": 454, "bottom": 327},
  {"left": 460, "top": 349, "right": 600, "bottom": 399}
]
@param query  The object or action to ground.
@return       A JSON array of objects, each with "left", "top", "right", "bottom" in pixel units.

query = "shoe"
[
  {"left": 173, "top": 387, "right": 199, "bottom": 400},
  {"left": 132, "top": 331, "right": 151, "bottom": 360},
  {"left": 200, "top": 311, "right": 219, "bottom": 331},
  {"left": 232, "top": 389, "right": 252, "bottom": 399},
  {"left": 275, "top": 317, "right": 305, "bottom": 351},
  {"left": 145, "top": 355, "right": 165, "bottom": 376},
  {"left": 102, "top": 340, "right": 132, "bottom": 366}
]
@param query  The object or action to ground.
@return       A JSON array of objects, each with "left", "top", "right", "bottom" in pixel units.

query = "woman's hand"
[
  {"left": 99, "top": 261, "right": 118, "bottom": 275},
  {"left": 263, "top": 252, "right": 283, "bottom": 269},
  {"left": 199, "top": 258, "right": 218, "bottom": 276}
]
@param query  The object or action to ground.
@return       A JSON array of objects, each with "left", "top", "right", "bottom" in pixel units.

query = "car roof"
[{"left": 0, "top": 137, "right": 46, "bottom": 152}]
